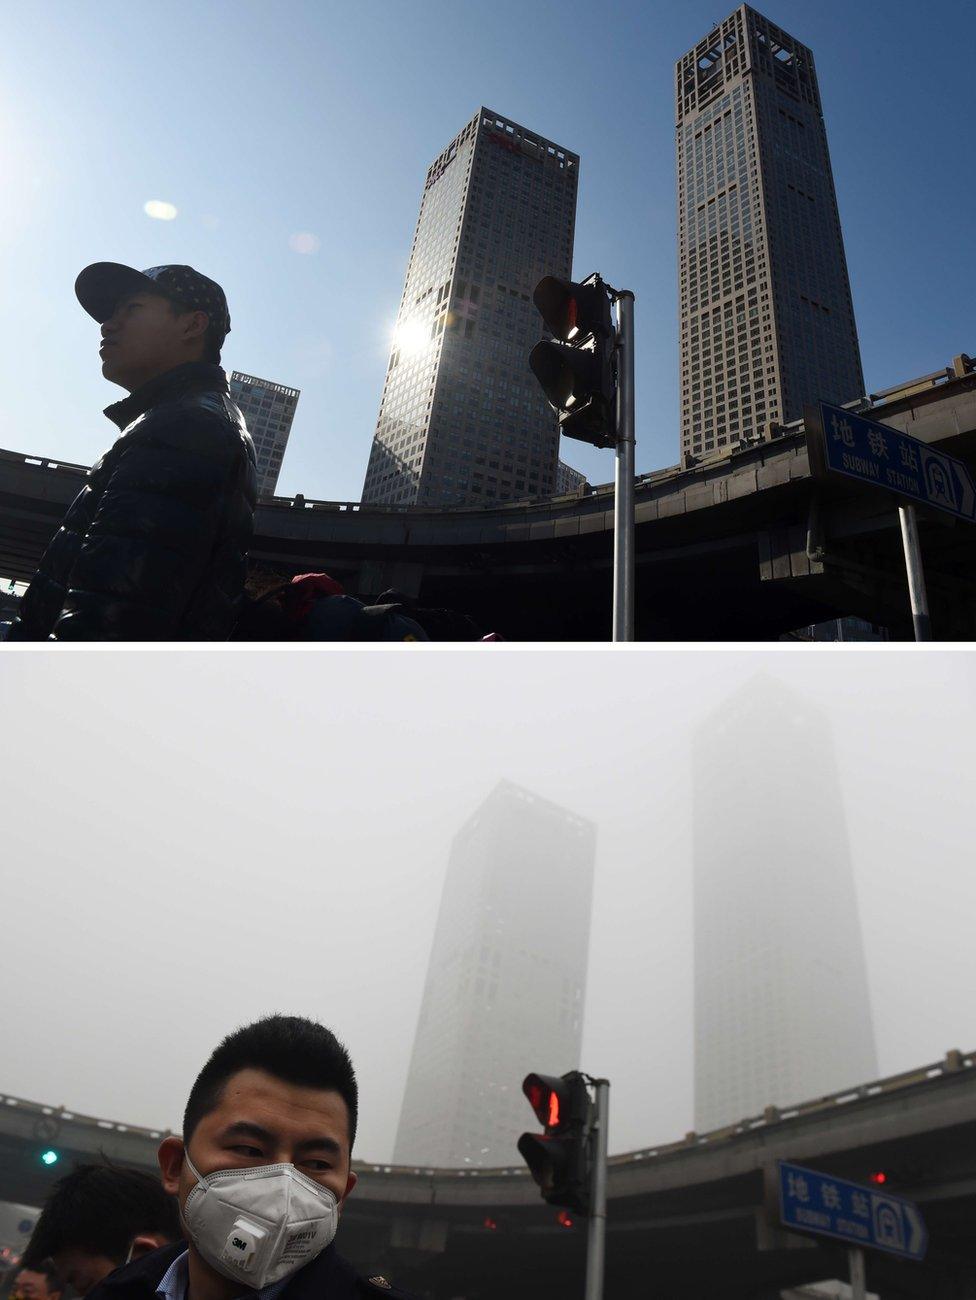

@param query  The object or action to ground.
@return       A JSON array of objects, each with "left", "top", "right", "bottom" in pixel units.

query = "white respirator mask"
[{"left": 181, "top": 1152, "right": 340, "bottom": 1289}]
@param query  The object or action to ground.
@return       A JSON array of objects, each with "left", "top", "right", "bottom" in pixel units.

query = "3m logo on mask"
[{"left": 220, "top": 1219, "right": 264, "bottom": 1272}]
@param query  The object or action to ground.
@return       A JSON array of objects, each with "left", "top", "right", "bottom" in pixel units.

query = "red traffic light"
[
  {"left": 523, "top": 1073, "right": 572, "bottom": 1130},
  {"left": 533, "top": 276, "right": 611, "bottom": 343},
  {"left": 870, "top": 1171, "right": 887, "bottom": 1185},
  {"left": 557, "top": 1210, "right": 574, "bottom": 1228},
  {"left": 526, "top": 1079, "right": 560, "bottom": 1127},
  {"left": 530, "top": 273, "right": 617, "bottom": 448},
  {"left": 518, "top": 1072, "right": 592, "bottom": 1214}
]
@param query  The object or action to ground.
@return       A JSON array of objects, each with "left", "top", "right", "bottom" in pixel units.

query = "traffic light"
[
  {"left": 39, "top": 1149, "right": 59, "bottom": 1166},
  {"left": 867, "top": 1162, "right": 925, "bottom": 1189},
  {"left": 529, "top": 275, "right": 617, "bottom": 448},
  {"left": 517, "top": 1071, "right": 591, "bottom": 1214}
]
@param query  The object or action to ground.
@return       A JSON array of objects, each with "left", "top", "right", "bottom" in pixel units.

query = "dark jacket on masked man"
[
  {"left": 7, "top": 362, "right": 256, "bottom": 641},
  {"left": 85, "top": 1241, "right": 415, "bottom": 1300}
]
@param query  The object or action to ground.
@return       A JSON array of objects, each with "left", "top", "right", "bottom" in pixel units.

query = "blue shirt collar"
[{"left": 156, "top": 1249, "right": 291, "bottom": 1300}]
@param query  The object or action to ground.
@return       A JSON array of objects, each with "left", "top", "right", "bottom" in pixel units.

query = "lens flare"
[
  {"left": 289, "top": 232, "right": 320, "bottom": 255},
  {"left": 144, "top": 200, "right": 178, "bottom": 221}
]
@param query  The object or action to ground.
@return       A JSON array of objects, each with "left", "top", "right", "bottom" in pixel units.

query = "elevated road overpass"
[
  {"left": 4, "top": 1051, "right": 976, "bottom": 1297},
  {"left": 2, "top": 359, "right": 974, "bottom": 639}
]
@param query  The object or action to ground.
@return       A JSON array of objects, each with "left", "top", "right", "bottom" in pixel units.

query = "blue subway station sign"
[
  {"left": 808, "top": 401, "right": 976, "bottom": 523},
  {"left": 777, "top": 1161, "right": 927, "bottom": 1261}
]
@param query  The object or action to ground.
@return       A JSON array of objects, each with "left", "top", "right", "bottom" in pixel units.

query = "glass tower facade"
[
  {"left": 362, "top": 108, "right": 578, "bottom": 509},
  {"left": 394, "top": 781, "right": 595, "bottom": 1168},
  {"left": 692, "top": 675, "right": 877, "bottom": 1133},
  {"left": 676, "top": 6, "right": 864, "bottom": 466},
  {"left": 555, "top": 459, "right": 587, "bottom": 495},
  {"left": 229, "top": 371, "right": 300, "bottom": 497}
]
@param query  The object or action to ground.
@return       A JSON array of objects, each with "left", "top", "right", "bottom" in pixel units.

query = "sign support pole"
[
  {"left": 612, "top": 292, "right": 635, "bottom": 642},
  {"left": 584, "top": 1078, "right": 609, "bottom": 1300},
  {"left": 848, "top": 1246, "right": 866, "bottom": 1300},
  {"left": 897, "top": 503, "right": 932, "bottom": 641}
]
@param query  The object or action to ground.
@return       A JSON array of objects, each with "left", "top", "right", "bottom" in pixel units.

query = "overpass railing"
[
  {"left": 0, "top": 447, "right": 606, "bottom": 515},
  {"left": 3, "top": 350, "right": 971, "bottom": 519},
  {"left": 620, "top": 1048, "right": 975, "bottom": 1165},
  {"left": 0, "top": 1090, "right": 177, "bottom": 1141},
  {"left": 0, "top": 449, "right": 89, "bottom": 476},
  {"left": 4, "top": 1049, "right": 971, "bottom": 1181}
]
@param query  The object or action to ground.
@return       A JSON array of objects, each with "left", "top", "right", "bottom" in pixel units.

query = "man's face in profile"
[
  {"left": 98, "top": 293, "right": 206, "bottom": 392},
  {"left": 158, "top": 1067, "right": 358, "bottom": 1224}
]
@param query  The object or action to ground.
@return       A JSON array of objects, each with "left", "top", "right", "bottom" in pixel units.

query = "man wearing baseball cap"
[{"left": 7, "top": 263, "right": 256, "bottom": 640}]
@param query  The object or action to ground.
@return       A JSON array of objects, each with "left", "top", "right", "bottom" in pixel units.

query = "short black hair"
[
  {"left": 183, "top": 1015, "right": 358, "bottom": 1152},
  {"left": 161, "top": 296, "right": 223, "bottom": 365},
  {"left": 16, "top": 1260, "right": 63, "bottom": 1293},
  {"left": 23, "top": 1162, "right": 180, "bottom": 1268}
]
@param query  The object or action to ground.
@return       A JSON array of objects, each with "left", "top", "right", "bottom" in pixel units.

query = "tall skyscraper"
[
  {"left": 394, "top": 781, "right": 596, "bottom": 1168},
  {"left": 692, "top": 675, "right": 877, "bottom": 1132},
  {"left": 676, "top": 7, "right": 864, "bottom": 466},
  {"left": 362, "top": 108, "right": 578, "bottom": 509},
  {"left": 229, "top": 371, "right": 300, "bottom": 497},
  {"left": 555, "top": 459, "right": 588, "bottom": 496}
]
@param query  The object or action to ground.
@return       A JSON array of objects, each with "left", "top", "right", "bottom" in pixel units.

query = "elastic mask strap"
[{"left": 184, "top": 1151, "right": 206, "bottom": 1188}]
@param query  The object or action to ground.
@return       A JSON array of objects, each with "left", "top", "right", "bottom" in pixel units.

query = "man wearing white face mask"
[{"left": 84, "top": 1016, "right": 415, "bottom": 1300}]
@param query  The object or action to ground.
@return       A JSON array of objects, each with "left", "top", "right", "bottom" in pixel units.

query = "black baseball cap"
[{"left": 75, "top": 262, "right": 231, "bottom": 342}]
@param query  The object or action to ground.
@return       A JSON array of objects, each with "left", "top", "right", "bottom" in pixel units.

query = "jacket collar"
[
  {"left": 94, "top": 1241, "right": 352, "bottom": 1300},
  {"left": 103, "top": 363, "right": 229, "bottom": 431}
]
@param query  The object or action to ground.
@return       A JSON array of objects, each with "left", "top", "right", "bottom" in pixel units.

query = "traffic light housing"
[
  {"left": 530, "top": 275, "right": 617, "bottom": 449},
  {"left": 517, "top": 1071, "right": 591, "bottom": 1214}
]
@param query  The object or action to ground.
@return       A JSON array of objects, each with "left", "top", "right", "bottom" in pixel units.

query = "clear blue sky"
[{"left": 2, "top": 0, "right": 973, "bottom": 501}]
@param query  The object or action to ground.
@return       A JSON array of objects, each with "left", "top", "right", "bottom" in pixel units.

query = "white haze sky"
[{"left": 1, "top": 649, "right": 974, "bottom": 1163}]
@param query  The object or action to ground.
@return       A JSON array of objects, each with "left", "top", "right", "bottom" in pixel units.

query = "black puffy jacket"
[{"left": 8, "top": 362, "right": 257, "bottom": 641}]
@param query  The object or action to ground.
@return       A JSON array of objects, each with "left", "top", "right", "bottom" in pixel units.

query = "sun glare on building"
[{"left": 393, "top": 316, "right": 430, "bottom": 358}]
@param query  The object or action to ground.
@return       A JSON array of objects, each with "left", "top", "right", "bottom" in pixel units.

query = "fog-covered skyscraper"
[
  {"left": 394, "top": 781, "right": 595, "bottom": 1168},
  {"left": 362, "top": 108, "right": 578, "bottom": 509},
  {"left": 693, "top": 676, "right": 876, "bottom": 1131},
  {"left": 676, "top": 6, "right": 863, "bottom": 465}
]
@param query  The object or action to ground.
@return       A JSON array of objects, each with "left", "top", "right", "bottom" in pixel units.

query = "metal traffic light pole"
[
  {"left": 611, "top": 292, "right": 635, "bottom": 642},
  {"left": 529, "top": 275, "right": 636, "bottom": 643},
  {"left": 848, "top": 1246, "right": 867, "bottom": 1300},
  {"left": 584, "top": 1077, "right": 610, "bottom": 1300},
  {"left": 897, "top": 503, "right": 932, "bottom": 641}
]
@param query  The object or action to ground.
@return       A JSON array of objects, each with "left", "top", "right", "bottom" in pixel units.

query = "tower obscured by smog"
[
  {"left": 692, "top": 675, "right": 877, "bottom": 1132},
  {"left": 394, "top": 781, "right": 596, "bottom": 1167}
]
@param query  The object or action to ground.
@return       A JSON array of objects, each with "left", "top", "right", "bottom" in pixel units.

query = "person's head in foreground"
[
  {"left": 157, "top": 1014, "right": 358, "bottom": 1296},
  {"left": 74, "top": 263, "right": 231, "bottom": 394},
  {"left": 11, "top": 1263, "right": 62, "bottom": 1300},
  {"left": 25, "top": 1163, "right": 181, "bottom": 1297}
]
